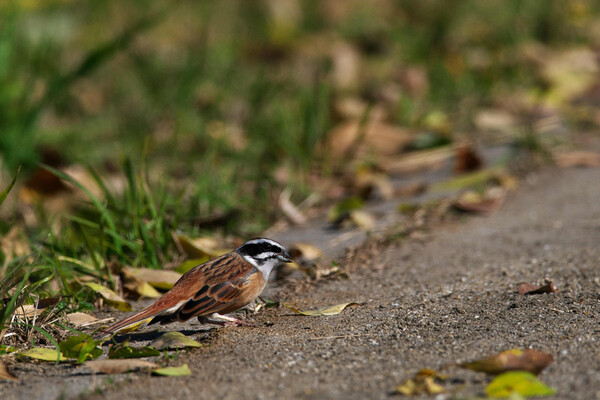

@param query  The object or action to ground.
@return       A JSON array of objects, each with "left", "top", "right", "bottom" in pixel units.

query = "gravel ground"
[{"left": 1, "top": 164, "right": 600, "bottom": 400}]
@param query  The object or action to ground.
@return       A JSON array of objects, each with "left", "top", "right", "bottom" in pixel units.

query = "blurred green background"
[{"left": 2, "top": 0, "right": 600, "bottom": 234}]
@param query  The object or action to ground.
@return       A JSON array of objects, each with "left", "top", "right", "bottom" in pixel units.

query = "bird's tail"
[{"left": 94, "top": 306, "right": 158, "bottom": 339}]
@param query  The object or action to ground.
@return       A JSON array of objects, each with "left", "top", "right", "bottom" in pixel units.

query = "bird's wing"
[{"left": 95, "top": 253, "right": 253, "bottom": 337}]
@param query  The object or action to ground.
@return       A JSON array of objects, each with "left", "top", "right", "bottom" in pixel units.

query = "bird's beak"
[{"left": 278, "top": 251, "right": 293, "bottom": 263}]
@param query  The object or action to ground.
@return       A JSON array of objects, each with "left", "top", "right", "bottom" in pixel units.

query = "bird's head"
[{"left": 236, "top": 238, "right": 292, "bottom": 280}]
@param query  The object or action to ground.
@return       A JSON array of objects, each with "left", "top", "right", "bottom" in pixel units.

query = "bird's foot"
[{"left": 197, "top": 313, "right": 255, "bottom": 327}]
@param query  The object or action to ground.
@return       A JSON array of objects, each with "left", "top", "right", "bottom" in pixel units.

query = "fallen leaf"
[
  {"left": 554, "top": 151, "right": 600, "bottom": 168},
  {"left": 379, "top": 146, "right": 454, "bottom": 175},
  {"left": 328, "top": 197, "right": 364, "bottom": 224},
  {"left": 152, "top": 363, "right": 191, "bottom": 376},
  {"left": 395, "top": 181, "right": 428, "bottom": 198},
  {"left": 325, "top": 121, "right": 413, "bottom": 161},
  {"left": 86, "top": 359, "right": 158, "bottom": 374},
  {"left": 392, "top": 369, "right": 446, "bottom": 396},
  {"left": 125, "top": 267, "right": 182, "bottom": 290},
  {"left": 452, "top": 187, "right": 506, "bottom": 215},
  {"left": 59, "top": 334, "right": 103, "bottom": 363},
  {"left": 518, "top": 278, "right": 558, "bottom": 295},
  {"left": 486, "top": 371, "right": 555, "bottom": 398},
  {"left": 65, "top": 312, "right": 99, "bottom": 327},
  {"left": 288, "top": 243, "right": 323, "bottom": 263},
  {"left": 23, "top": 348, "right": 67, "bottom": 362},
  {"left": 174, "top": 235, "right": 231, "bottom": 259},
  {"left": 135, "top": 282, "right": 163, "bottom": 298},
  {"left": 151, "top": 332, "right": 204, "bottom": 350},
  {"left": 453, "top": 142, "right": 483, "bottom": 174},
  {"left": 282, "top": 302, "right": 359, "bottom": 316},
  {"left": 108, "top": 343, "right": 160, "bottom": 359},
  {"left": 174, "top": 258, "right": 210, "bottom": 274},
  {"left": 459, "top": 349, "right": 553, "bottom": 375},
  {"left": 0, "top": 359, "right": 18, "bottom": 381},
  {"left": 473, "top": 108, "right": 518, "bottom": 134},
  {"left": 85, "top": 282, "right": 132, "bottom": 311},
  {"left": 349, "top": 210, "right": 376, "bottom": 230}
]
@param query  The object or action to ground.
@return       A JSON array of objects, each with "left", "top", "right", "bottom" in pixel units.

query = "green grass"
[{"left": 1, "top": 0, "right": 600, "bottom": 347}]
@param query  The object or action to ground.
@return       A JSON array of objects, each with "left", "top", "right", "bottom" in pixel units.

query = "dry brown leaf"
[
  {"left": 379, "top": 146, "right": 454, "bottom": 174},
  {"left": 325, "top": 121, "right": 413, "bottom": 161},
  {"left": 85, "top": 359, "right": 158, "bottom": 374},
  {"left": 554, "top": 151, "right": 600, "bottom": 168},
  {"left": 13, "top": 297, "right": 60, "bottom": 317},
  {"left": 0, "top": 359, "right": 18, "bottom": 381},
  {"left": 473, "top": 109, "right": 517, "bottom": 134},
  {"left": 453, "top": 142, "right": 483, "bottom": 174},
  {"left": 459, "top": 349, "right": 553, "bottom": 376},
  {"left": 517, "top": 278, "right": 558, "bottom": 295},
  {"left": 392, "top": 369, "right": 446, "bottom": 396},
  {"left": 65, "top": 312, "right": 99, "bottom": 327}
]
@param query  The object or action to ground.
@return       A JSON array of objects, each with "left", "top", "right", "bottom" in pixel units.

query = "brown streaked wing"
[
  {"left": 176, "top": 276, "right": 248, "bottom": 321},
  {"left": 150, "top": 252, "right": 251, "bottom": 310}
]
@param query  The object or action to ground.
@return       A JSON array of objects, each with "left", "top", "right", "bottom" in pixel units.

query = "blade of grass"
[{"left": 0, "top": 167, "right": 19, "bottom": 206}]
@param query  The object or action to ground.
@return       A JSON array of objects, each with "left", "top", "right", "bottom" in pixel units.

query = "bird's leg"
[{"left": 197, "top": 313, "right": 255, "bottom": 327}]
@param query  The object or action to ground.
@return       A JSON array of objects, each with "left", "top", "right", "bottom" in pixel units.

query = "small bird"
[{"left": 96, "top": 238, "right": 292, "bottom": 338}]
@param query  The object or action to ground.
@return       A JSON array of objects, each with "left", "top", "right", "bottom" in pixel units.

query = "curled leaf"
[
  {"left": 152, "top": 363, "right": 191, "bottom": 376},
  {"left": 151, "top": 332, "right": 203, "bottom": 350},
  {"left": 86, "top": 359, "right": 158, "bottom": 374},
  {"left": 486, "top": 371, "right": 555, "bottom": 397},
  {"left": 460, "top": 349, "right": 553, "bottom": 375},
  {"left": 282, "top": 302, "right": 359, "bottom": 316},
  {"left": 85, "top": 283, "right": 132, "bottom": 311}
]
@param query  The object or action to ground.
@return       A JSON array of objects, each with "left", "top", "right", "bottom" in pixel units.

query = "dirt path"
[{"left": 2, "top": 165, "right": 600, "bottom": 400}]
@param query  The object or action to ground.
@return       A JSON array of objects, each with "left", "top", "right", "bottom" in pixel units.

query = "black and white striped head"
[{"left": 236, "top": 238, "right": 292, "bottom": 280}]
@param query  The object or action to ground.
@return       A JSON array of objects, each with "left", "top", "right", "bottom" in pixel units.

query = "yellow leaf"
[
  {"left": 136, "top": 282, "right": 162, "bottom": 298},
  {"left": 282, "top": 302, "right": 359, "bottom": 316},
  {"left": 85, "top": 283, "right": 132, "bottom": 311},
  {"left": 175, "top": 235, "right": 230, "bottom": 259},
  {"left": 24, "top": 348, "right": 67, "bottom": 362},
  {"left": 151, "top": 332, "right": 204, "bottom": 350},
  {"left": 392, "top": 369, "right": 447, "bottom": 395},
  {"left": 152, "top": 363, "right": 191, "bottom": 376}
]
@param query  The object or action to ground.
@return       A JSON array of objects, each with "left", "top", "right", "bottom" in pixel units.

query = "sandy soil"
[{"left": 1, "top": 164, "right": 599, "bottom": 400}]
